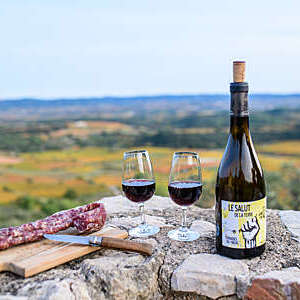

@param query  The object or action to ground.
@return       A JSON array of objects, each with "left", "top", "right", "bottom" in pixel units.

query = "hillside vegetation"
[
  {"left": 0, "top": 142, "right": 299, "bottom": 227},
  {"left": 0, "top": 98, "right": 299, "bottom": 227}
]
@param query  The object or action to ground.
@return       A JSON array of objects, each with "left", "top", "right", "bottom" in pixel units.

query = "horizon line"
[{"left": 1, "top": 92, "right": 300, "bottom": 102}]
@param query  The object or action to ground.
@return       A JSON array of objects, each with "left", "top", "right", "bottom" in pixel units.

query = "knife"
[{"left": 44, "top": 234, "right": 153, "bottom": 256}]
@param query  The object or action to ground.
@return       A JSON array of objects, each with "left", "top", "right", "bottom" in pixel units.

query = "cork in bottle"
[{"left": 233, "top": 61, "right": 246, "bottom": 83}]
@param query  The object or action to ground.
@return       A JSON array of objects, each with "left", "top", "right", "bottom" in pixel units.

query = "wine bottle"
[{"left": 215, "top": 61, "right": 266, "bottom": 259}]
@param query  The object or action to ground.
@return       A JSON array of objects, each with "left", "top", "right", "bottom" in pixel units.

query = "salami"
[
  {"left": 0, "top": 202, "right": 103, "bottom": 238},
  {"left": 0, "top": 218, "right": 71, "bottom": 240},
  {"left": 72, "top": 205, "right": 107, "bottom": 233},
  {"left": 0, "top": 215, "right": 69, "bottom": 239},
  {"left": 0, "top": 236, "right": 10, "bottom": 250},
  {"left": 0, "top": 202, "right": 106, "bottom": 250},
  {"left": 79, "top": 222, "right": 104, "bottom": 233}
]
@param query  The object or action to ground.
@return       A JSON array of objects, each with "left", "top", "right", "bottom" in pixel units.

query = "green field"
[{"left": 0, "top": 141, "right": 299, "bottom": 227}]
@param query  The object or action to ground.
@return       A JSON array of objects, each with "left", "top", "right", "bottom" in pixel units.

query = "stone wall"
[{"left": 1, "top": 196, "right": 300, "bottom": 300}]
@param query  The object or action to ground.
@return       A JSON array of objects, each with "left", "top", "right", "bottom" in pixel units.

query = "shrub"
[
  {"left": 63, "top": 188, "right": 78, "bottom": 199},
  {"left": 16, "top": 195, "right": 40, "bottom": 210},
  {"left": 3, "top": 186, "right": 13, "bottom": 192}
]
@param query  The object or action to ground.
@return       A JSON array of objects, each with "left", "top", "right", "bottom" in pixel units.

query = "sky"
[{"left": 1, "top": 0, "right": 300, "bottom": 99}]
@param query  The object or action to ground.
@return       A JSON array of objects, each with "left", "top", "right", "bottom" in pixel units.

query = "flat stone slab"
[
  {"left": 100, "top": 195, "right": 177, "bottom": 215},
  {"left": 110, "top": 215, "right": 173, "bottom": 229},
  {"left": 280, "top": 210, "right": 300, "bottom": 242},
  {"left": 245, "top": 267, "right": 300, "bottom": 300},
  {"left": 190, "top": 220, "right": 215, "bottom": 237},
  {"left": 0, "top": 297, "right": 28, "bottom": 300},
  {"left": 171, "top": 253, "right": 249, "bottom": 299},
  {"left": 18, "top": 279, "right": 91, "bottom": 300}
]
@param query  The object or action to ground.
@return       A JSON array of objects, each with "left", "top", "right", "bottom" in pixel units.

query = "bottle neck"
[
  {"left": 230, "top": 82, "right": 250, "bottom": 137},
  {"left": 230, "top": 115, "right": 249, "bottom": 137}
]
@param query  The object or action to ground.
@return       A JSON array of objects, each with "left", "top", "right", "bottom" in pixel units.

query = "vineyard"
[
  {"left": 0, "top": 101, "right": 299, "bottom": 227},
  {"left": 0, "top": 141, "right": 299, "bottom": 222}
]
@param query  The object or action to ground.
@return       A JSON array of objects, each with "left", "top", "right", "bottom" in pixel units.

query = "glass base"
[
  {"left": 168, "top": 228, "right": 200, "bottom": 242},
  {"left": 129, "top": 224, "right": 160, "bottom": 238}
]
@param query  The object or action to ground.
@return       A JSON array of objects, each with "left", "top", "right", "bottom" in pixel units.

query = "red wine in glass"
[
  {"left": 168, "top": 151, "right": 202, "bottom": 242},
  {"left": 168, "top": 181, "right": 202, "bottom": 206},
  {"left": 122, "top": 149, "right": 159, "bottom": 237},
  {"left": 122, "top": 179, "right": 155, "bottom": 203}
]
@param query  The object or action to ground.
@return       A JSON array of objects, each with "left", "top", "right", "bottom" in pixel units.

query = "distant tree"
[
  {"left": 265, "top": 164, "right": 300, "bottom": 210},
  {"left": 16, "top": 195, "right": 40, "bottom": 210},
  {"left": 287, "top": 168, "right": 300, "bottom": 210},
  {"left": 27, "top": 177, "right": 34, "bottom": 184},
  {"left": 41, "top": 198, "right": 75, "bottom": 215},
  {"left": 63, "top": 188, "right": 78, "bottom": 199},
  {"left": 3, "top": 186, "right": 13, "bottom": 192}
]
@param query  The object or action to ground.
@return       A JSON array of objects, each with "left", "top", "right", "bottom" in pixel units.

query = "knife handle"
[{"left": 99, "top": 237, "right": 153, "bottom": 256}]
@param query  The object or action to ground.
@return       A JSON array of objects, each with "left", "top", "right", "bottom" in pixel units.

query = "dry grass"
[
  {"left": 0, "top": 141, "right": 299, "bottom": 204},
  {"left": 259, "top": 141, "right": 300, "bottom": 156}
]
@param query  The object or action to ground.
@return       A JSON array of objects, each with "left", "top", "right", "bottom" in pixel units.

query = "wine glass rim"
[
  {"left": 124, "top": 149, "right": 147, "bottom": 155},
  {"left": 174, "top": 151, "right": 198, "bottom": 156}
]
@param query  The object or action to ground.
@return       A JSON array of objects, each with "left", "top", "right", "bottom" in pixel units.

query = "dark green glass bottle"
[{"left": 215, "top": 61, "right": 266, "bottom": 259}]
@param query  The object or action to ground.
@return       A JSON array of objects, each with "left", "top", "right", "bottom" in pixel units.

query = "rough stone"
[
  {"left": 0, "top": 297, "right": 28, "bottom": 300},
  {"left": 236, "top": 274, "right": 251, "bottom": 299},
  {"left": 100, "top": 195, "right": 176, "bottom": 215},
  {"left": 280, "top": 210, "right": 300, "bottom": 242},
  {"left": 171, "top": 253, "right": 249, "bottom": 299},
  {"left": 18, "top": 279, "right": 90, "bottom": 300},
  {"left": 245, "top": 267, "right": 300, "bottom": 300},
  {"left": 1, "top": 197, "right": 300, "bottom": 300},
  {"left": 190, "top": 220, "right": 215, "bottom": 237},
  {"left": 80, "top": 248, "right": 163, "bottom": 300},
  {"left": 110, "top": 214, "right": 173, "bottom": 229}
]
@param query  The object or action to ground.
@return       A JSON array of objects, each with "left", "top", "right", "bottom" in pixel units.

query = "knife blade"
[
  {"left": 44, "top": 234, "right": 153, "bottom": 256},
  {"left": 44, "top": 234, "right": 94, "bottom": 245}
]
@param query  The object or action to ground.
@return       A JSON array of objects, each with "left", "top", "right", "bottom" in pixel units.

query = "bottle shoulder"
[
  {"left": 216, "top": 133, "right": 266, "bottom": 200},
  {"left": 218, "top": 133, "right": 263, "bottom": 176}
]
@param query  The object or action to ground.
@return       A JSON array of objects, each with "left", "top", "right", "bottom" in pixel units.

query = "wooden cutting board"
[{"left": 0, "top": 226, "right": 128, "bottom": 278}]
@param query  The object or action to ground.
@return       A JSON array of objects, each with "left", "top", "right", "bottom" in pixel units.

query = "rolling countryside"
[{"left": 0, "top": 97, "right": 299, "bottom": 227}]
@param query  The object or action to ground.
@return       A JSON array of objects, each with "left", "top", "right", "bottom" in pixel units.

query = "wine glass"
[
  {"left": 168, "top": 151, "right": 202, "bottom": 242},
  {"left": 122, "top": 150, "right": 160, "bottom": 237}
]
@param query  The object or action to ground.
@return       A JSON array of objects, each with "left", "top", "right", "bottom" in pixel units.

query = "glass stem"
[
  {"left": 139, "top": 203, "right": 146, "bottom": 226},
  {"left": 180, "top": 207, "right": 188, "bottom": 233}
]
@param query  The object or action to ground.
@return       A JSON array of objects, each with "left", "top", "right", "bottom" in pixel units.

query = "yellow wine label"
[{"left": 221, "top": 197, "right": 266, "bottom": 249}]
